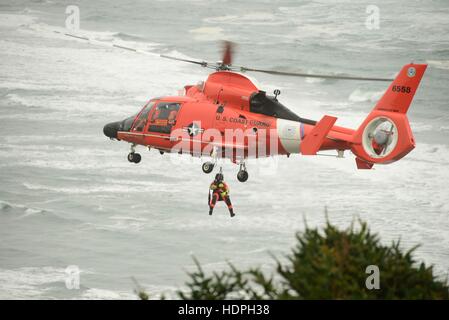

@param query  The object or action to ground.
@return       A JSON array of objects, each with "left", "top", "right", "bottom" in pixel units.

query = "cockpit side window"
[{"left": 148, "top": 102, "right": 181, "bottom": 134}]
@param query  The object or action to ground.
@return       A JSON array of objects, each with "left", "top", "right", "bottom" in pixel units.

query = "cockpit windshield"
[{"left": 132, "top": 101, "right": 155, "bottom": 132}]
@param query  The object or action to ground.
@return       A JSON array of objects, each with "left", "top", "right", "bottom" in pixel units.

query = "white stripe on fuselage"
[{"left": 276, "top": 119, "right": 301, "bottom": 154}]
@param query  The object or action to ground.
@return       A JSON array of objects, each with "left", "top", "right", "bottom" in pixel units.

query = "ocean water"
[{"left": 0, "top": 0, "right": 448, "bottom": 299}]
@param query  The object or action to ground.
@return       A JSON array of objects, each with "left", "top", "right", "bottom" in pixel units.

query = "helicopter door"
[{"left": 147, "top": 102, "right": 181, "bottom": 134}]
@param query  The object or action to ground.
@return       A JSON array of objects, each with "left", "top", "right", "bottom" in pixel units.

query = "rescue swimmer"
[{"left": 208, "top": 173, "right": 235, "bottom": 218}]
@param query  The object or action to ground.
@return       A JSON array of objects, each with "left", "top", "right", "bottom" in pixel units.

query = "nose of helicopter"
[
  {"left": 103, "top": 121, "right": 122, "bottom": 139},
  {"left": 103, "top": 116, "right": 135, "bottom": 139}
]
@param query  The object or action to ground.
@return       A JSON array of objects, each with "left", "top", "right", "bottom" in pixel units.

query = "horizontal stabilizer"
[{"left": 301, "top": 115, "right": 337, "bottom": 155}]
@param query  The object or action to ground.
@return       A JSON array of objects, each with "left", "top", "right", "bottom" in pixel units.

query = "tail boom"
[{"left": 297, "top": 63, "right": 426, "bottom": 168}]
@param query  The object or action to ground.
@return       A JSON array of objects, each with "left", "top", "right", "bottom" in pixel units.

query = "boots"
[{"left": 209, "top": 207, "right": 235, "bottom": 217}]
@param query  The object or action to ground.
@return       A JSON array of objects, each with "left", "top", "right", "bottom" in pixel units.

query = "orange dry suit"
[{"left": 209, "top": 180, "right": 234, "bottom": 216}]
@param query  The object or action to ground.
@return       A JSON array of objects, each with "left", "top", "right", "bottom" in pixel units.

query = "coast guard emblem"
[{"left": 407, "top": 67, "right": 416, "bottom": 78}]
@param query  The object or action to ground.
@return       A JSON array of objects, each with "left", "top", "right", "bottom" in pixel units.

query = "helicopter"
[{"left": 100, "top": 41, "right": 427, "bottom": 182}]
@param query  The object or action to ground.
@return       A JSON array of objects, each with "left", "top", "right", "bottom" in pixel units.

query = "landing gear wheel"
[
  {"left": 202, "top": 162, "right": 215, "bottom": 174},
  {"left": 133, "top": 153, "right": 141, "bottom": 163},
  {"left": 128, "top": 152, "right": 141, "bottom": 164},
  {"left": 237, "top": 170, "right": 249, "bottom": 182}
]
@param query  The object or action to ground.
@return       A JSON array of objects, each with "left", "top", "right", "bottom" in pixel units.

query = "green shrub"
[{"left": 177, "top": 219, "right": 448, "bottom": 300}]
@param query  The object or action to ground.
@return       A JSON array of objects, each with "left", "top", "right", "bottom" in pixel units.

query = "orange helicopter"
[{"left": 102, "top": 42, "right": 427, "bottom": 182}]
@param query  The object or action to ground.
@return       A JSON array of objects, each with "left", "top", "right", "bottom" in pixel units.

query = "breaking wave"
[
  {"left": 348, "top": 88, "right": 383, "bottom": 103},
  {"left": 427, "top": 60, "right": 449, "bottom": 71}
]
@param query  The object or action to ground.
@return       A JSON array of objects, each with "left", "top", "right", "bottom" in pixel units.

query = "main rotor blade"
[
  {"left": 160, "top": 54, "right": 208, "bottom": 67},
  {"left": 222, "top": 41, "right": 234, "bottom": 66},
  {"left": 58, "top": 32, "right": 213, "bottom": 68},
  {"left": 58, "top": 31, "right": 394, "bottom": 82},
  {"left": 239, "top": 66, "right": 394, "bottom": 82},
  {"left": 56, "top": 31, "right": 156, "bottom": 56}
]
